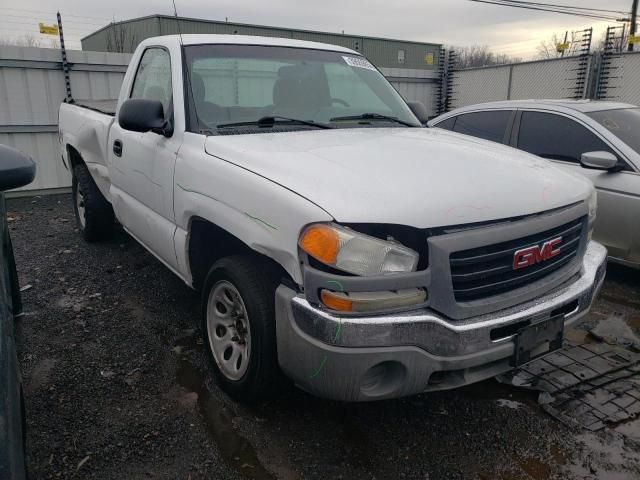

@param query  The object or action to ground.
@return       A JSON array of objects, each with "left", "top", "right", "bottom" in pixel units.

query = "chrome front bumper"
[{"left": 275, "top": 241, "right": 607, "bottom": 402}]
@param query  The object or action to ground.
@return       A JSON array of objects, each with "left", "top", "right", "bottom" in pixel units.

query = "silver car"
[{"left": 428, "top": 100, "right": 640, "bottom": 269}]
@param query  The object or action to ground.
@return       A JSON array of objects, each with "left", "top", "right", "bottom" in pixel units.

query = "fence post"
[
  {"left": 506, "top": 65, "right": 514, "bottom": 100},
  {"left": 57, "top": 12, "right": 73, "bottom": 102}
]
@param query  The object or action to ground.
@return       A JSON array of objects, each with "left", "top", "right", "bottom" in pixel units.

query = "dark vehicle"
[{"left": 0, "top": 145, "right": 35, "bottom": 480}]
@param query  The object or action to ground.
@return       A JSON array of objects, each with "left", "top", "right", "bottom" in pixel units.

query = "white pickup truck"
[{"left": 59, "top": 34, "right": 607, "bottom": 402}]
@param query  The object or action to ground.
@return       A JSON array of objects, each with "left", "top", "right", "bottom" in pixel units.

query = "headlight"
[
  {"left": 299, "top": 223, "right": 419, "bottom": 276},
  {"left": 587, "top": 189, "right": 597, "bottom": 221}
]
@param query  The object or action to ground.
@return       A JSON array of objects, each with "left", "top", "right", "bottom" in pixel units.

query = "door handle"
[{"left": 113, "top": 140, "right": 123, "bottom": 157}]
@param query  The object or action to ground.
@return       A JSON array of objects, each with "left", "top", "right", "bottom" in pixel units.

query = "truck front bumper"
[{"left": 275, "top": 241, "right": 607, "bottom": 401}]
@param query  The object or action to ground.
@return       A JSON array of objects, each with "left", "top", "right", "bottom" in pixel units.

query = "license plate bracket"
[{"left": 511, "top": 315, "right": 564, "bottom": 367}]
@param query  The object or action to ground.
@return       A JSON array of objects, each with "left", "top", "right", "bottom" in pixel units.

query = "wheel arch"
[
  {"left": 186, "top": 216, "right": 297, "bottom": 292},
  {"left": 66, "top": 144, "right": 85, "bottom": 170}
]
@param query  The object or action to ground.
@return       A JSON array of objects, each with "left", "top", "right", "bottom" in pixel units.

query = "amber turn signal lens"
[
  {"left": 299, "top": 225, "right": 340, "bottom": 264},
  {"left": 320, "top": 290, "right": 353, "bottom": 312}
]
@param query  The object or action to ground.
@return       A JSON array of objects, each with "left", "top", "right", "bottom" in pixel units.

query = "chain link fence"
[
  {"left": 448, "top": 56, "right": 590, "bottom": 110},
  {"left": 597, "top": 52, "right": 640, "bottom": 106}
]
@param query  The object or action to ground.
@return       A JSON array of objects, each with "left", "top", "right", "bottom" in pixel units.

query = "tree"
[
  {"left": 106, "top": 20, "right": 137, "bottom": 53},
  {"left": 448, "top": 45, "right": 521, "bottom": 69},
  {"left": 0, "top": 34, "right": 43, "bottom": 47},
  {"left": 593, "top": 29, "right": 630, "bottom": 53},
  {"left": 537, "top": 31, "right": 581, "bottom": 59},
  {"left": 0, "top": 34, "right": 60, "bottom": 48}
]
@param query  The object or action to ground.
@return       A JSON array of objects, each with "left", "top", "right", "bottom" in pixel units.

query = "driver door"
[{"left": 109, "top": 47, "right": 182, "bottom": 271}]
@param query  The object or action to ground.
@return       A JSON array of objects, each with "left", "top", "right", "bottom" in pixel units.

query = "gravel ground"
[{"left": 7, "top": 193, "right": 640, "bottom": 480}]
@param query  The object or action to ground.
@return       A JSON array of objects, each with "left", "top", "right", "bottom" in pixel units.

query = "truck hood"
[{"left": 205, "top": 127, "right": 592, "bottom": 228}]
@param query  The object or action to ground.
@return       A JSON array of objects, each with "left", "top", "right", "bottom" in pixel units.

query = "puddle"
[
  {"left": 513, "top": 453, "right": 553, "bottom": 480},
  {"left": 589, "top": 314, "right": 640, "bottom": 347},
  {"left": 459, "top": 377, "right": 540, "bottom": 408},
  {"left": 614, "top": 417, "right": 640, "bottom": 441},
  {"left": 496, "top": 399, "right": 524, "bottom": 410},
  {"left": 174, "top": 339, "right": 274, "bottom": 480}
]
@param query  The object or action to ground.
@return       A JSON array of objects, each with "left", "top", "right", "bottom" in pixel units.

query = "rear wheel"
[
  {"left": 201, "top": 255, "right": 284, "bottom": 401},
  {"left": 72, "top": 163, "right": 114, "bottom": 242}
]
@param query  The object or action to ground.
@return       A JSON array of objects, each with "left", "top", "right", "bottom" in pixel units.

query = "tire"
[
  {"left": 201, "top": 255, "right": 285, "bottom": 402},
  {"left": 72, "top": 163, "right": 114, "bottom": 242}
]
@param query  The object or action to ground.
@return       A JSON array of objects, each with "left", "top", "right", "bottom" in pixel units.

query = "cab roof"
[{"left": 142, "top": 34, "right": 359, "bottom": 55}]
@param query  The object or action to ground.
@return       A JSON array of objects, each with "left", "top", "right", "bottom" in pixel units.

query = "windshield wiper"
[
  {"left": 216, "top": 116, "right": 334, "bottom": 130},
  {"left": 330, "top": 113, "right": 417, "bottom": 127}
]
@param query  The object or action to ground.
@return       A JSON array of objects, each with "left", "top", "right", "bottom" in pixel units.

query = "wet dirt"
[
  {"left": 9, "top": 194, "right": 640, "bottom": 479},
  {"left": 173, "top": 334, "right": 275, "bottom": 480}
]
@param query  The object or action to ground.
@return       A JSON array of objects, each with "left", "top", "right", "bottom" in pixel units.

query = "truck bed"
[
  {"left": 67, "top": 99, "right": 117, "bottom": 116},
  {"left": 59, "top": 101, "right": 116, "bottom": 202}
]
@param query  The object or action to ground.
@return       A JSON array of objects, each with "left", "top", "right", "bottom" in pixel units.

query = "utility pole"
[{"left": 630, "top": 0, "right": 639, "bottom": 52}]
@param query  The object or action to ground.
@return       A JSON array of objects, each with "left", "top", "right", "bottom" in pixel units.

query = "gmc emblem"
[{"left": 513, "top": 237, "right": 563, "bottom": 270}]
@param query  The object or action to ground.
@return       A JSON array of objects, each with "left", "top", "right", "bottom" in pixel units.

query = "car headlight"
[
  {"left": 299, "top": 223, "right": 419, "bottom": 276},
  {"left": 587, "top": 189, "right": 597, "bottom": 221}
]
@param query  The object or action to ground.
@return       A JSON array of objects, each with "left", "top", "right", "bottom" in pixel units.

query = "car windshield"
[
  {"left": 183, "top": 44, "right": 421, "bottom": 133},
  {"left": 587, "top": 108, "right": 640, "bottom": 154}
]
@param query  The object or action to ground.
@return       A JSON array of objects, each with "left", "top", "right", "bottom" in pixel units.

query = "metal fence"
[
  {"left": 0, "top": 46, "right": 131, "bottom": 193},
  {"left": 597, "top": 51, "right": 640, "bottom": 106},
  {"left": 448, "top": 56, "right": 591, "bottom": 110}
]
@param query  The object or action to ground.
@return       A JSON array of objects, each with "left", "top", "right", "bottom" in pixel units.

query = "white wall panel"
[{"left": 0, "top": 46, "right": 131, "bottom": 191}]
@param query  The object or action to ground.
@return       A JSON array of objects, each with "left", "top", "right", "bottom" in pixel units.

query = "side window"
[
  {"left": 130, "top": 48, "right": 172, "bottom": 116},
  {"left": 452, "top": 111, "right": 511, "bottom": 143},
  {"left": 435, "top": 116, "right": 456, "bottom": 131},
  {"left": 517, "top": 112, "right": 616, "bottom": 163}
]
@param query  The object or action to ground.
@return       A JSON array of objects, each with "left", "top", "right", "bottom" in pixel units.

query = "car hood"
[{"left": 204, "top": 127, "right": 592, "bottom": 228}]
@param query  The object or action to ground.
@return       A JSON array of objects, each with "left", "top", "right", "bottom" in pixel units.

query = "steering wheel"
[{"left": 331, "top": 98, "right": 350, "bottom": 107}]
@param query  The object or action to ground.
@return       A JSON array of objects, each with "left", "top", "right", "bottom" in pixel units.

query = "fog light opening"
[{"left": 360, "top": 361, "right": 407, "bottom": 397}]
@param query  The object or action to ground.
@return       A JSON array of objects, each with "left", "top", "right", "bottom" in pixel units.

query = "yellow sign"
[
  {"left": 629, "top": 35, "right": 640, "bottom": 45},
  {"left": 425, "top": 53, "right": 434, "bottom": 65},
  {"left": 39, "top": 23, "right": 58, "bottom": 35},
  {"left": 556, "top": 42, "right": 570, "bottom": 52}
]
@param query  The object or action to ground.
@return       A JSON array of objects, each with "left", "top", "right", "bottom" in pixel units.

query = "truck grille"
[{"left": 449, "top": 216, "right": 585, "bottom": 302}]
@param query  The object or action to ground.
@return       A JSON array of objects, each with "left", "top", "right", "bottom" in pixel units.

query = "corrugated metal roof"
[{"left": 81, "top": 14, "right": 441, "bottom": 70}]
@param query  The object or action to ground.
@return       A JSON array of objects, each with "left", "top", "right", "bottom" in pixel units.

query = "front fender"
[{"left": 174, "top": 138, "right": 332, "bottom": 285}]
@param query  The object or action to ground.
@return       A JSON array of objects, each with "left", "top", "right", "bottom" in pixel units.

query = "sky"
[{"left": 1, "top": 0, "right": 634, "bottom": 59}]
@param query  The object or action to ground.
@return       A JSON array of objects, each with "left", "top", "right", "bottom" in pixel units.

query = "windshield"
[
  {"left": 587, "top": 108, "right": 640, "bottom": 154},
  {"left": 183, "top": 44, "right": 421, "bottom": 133}
]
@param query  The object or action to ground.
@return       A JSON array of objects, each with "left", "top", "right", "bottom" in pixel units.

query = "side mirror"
[
  {"left": 0, "top": 145, "right": 36, "bottom": 192},
  {"left": 407, "top": 102, "right": 430, "bottom": 125},
  {"left": 580, "top": 151, "right": 619, "bottom": 171},
  {"left": 119, "top": 99, "right": 172, "bottom": 136}
]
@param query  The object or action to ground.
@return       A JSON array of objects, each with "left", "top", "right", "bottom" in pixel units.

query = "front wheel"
[{"left": 201, "top": 255, "right": 284, "bottom": 401}]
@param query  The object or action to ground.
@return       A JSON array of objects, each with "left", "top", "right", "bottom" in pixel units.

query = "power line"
[
  {"left": 3, "top": 13, "right": 107, "bottom": 27},
  {"left": 468, "top": 0, "right": 627, "bottom": 21},
  {"left": 3, "top": 7, "right": 112, "bottom": 22},
  {"left": 493, "top": 1, "right": 629, "bottom": 15},
  {"left": 469, "top": 1, "right": 622, "bottom": 20}
]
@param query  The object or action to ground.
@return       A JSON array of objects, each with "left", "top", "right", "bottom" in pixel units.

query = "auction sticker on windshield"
[{"left": 343, "top": 56, "right": 377, "bottom": 71}]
